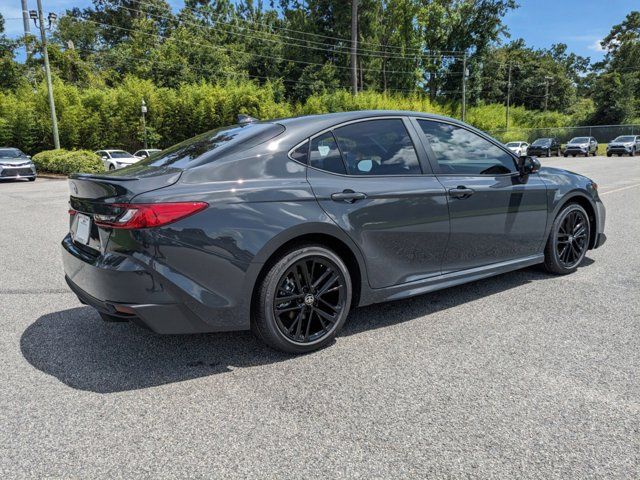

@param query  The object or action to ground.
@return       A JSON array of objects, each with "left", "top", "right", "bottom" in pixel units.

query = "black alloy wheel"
[
  {"left": 253, "top": 245, "right": 352, "bottom": 353},
  {"left": 543, "top": 203, "right": 590, "bottom": 274}
]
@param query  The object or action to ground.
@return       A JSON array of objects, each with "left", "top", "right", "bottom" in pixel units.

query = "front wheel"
[
  {"left": 252, "top": 245, "right": 352, "bottom": 353},
  {"left": 543, "top": 203, "right": 590, "bottom": 275},
  {"left": 546, "top": 148, "right": 551, "bottom": 157}
]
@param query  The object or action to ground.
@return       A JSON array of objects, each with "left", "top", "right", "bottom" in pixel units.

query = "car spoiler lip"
[{"left": 70, "top": 173, "right": 139, "bottom": 181}]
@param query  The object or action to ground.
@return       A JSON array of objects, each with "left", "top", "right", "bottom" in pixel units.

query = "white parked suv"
[
  {"left": 95, "top": 150, "right": 140, "bottom": 170},
  {"left": 505, "top": 141, "right": 529, "bottom": 156}
]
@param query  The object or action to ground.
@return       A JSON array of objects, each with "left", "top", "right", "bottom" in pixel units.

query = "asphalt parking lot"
[{"left": 1, "top": 155, "right": 639, "bottom": 478}]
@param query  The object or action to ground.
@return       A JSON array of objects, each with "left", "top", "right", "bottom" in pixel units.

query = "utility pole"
[
  {"left": 461, "top": 51, "right": 468, "bottom": 122},
  {"left": 350, "top": 0, "right": 358, "bottom": 95},
  {"left": 21, "top": 0, "right": 31, "bottom": 56},
  {"left": 34, "top": 0, "right": 60, "bottom": 149},
  {"left": 141, "top": 99, "right": 148, "bottom": 149},
  {"left": 543, "top": 76, "right": 552, "bottom": 112},
  {"left": 506, "top": 63, "right": 512, "bottom": 129}
]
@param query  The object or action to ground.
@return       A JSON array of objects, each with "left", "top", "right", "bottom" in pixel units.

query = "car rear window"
[{"left": 138, "top": 123, "right": 285, "bottom": 169}]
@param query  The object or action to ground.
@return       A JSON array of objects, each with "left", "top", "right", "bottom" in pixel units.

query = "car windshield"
[
  {"left": 613, "top": 136, "right": 635, "bottom": 142},
  {"left": 569, "top": 137, "right": 589, "bottom": 144},
  {"left": 0, "top": 148, "right": 26, "bottom": 158},
  {"left": 532, "top": 139, "right": 551, "bottom": 146},
  {"left": 109, "top": 151, "right": 133, "bottom": 158},
  {"left": 505, "top": 142, "right": 520, "bottom": 147},
  {"left": 136, "top": 122, "right": 285, "bottom": 169}
]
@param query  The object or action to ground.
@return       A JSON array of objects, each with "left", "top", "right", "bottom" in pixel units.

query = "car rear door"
[
  {"left": 305, "top": 117, "right": 449, "bottom": 289},
  {"left": 412, "top": 118, "right": 548, "bottom": 273}
]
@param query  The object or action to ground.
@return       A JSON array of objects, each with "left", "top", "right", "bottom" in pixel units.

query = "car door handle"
[
  {"left": 448, "top": 186, "right": 475, "bottom": 199},
  {"left": 330, "top": 190, "right": 367, "bottom": 203}
]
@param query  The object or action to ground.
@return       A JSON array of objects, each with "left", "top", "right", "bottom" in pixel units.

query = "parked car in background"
[
  {"left": 564, "top": 137, "right": 598, "bottom": 157},
  {"left": 0, "top": 148, "right": 36, "bottom": 181},
  {"left": 606, "top": 135, "right": 640, "bottom": 157},
  {"left": 134, "top": 149, "right": 162, "bottom": 159},
  {"left": 62, "top": 110, "right": 606, "bottom": 354},
  {"left": 505, "top": 141, "right": 529, "bottom": 156},
  {"left": 95, "top": 150, "right": 140, "bottom": 170},
  {"left": 527, "top": 138, "right": 561, "bottom": 157}
]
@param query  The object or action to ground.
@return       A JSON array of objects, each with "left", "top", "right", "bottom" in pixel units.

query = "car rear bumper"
[{"left": 61, "top": 234, "right": 249, "bottom": 333}]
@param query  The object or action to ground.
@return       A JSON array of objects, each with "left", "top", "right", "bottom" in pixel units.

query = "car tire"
[
  {"left": 28, "top": 177, "right": 36, "bottom": 182},
  {"left": 546, "top": 148, "right": 551, "bottom": 157},
  {"left": 607, "top": 153, "right": 612, "bottom": 157},
  {"left": 252, "top": 244, "right": 352, "bottom": 354},
  {"left": 584, "top": 150, "right": 589, "bottom": 157},
  {"left": 99, "top": 311, "right": 129, "bottom": 322},
  {"left": 108, "top": 164, "right": 116, "bottom": 171},
  {"left": 543, "top": 203, "right": 590, "bottom": 275},
  {"left": 631, "top": 148, "right": 636, "bottom": 157},
  {"left": 563, "top": 153, "right": 568, "bottom": 157}
]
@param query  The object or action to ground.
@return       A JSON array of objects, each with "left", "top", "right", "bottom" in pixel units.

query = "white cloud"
[{"left": 588, "top": 39, "right": 605, "bottom": 52}]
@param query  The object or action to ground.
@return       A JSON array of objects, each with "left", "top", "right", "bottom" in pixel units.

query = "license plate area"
[{"left": 74, "top": 213, "right": 91, "bottom": 244}]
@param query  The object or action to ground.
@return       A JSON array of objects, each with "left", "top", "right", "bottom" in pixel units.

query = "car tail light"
[{"left": 94, "top": 202, "right": 208, "bottom": 229}]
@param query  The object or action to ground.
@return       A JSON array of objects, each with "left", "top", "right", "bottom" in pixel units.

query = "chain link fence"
[{"left": 488, "top": 124, "right": 640, "bottom": 144}]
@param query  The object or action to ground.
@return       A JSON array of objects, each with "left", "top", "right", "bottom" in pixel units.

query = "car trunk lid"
[{"left": 67, "top": 166, "right": 182, "bottom": 254}]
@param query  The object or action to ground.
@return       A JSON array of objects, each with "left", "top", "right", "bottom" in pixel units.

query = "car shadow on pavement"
[{"left": 20, "top": 264, "right": 587, "bottom": 394}]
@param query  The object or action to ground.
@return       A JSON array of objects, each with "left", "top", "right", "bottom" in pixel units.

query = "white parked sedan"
[
  {"left": 134, "top": 149, "right": 162, "bottom": 159},
  {"left": 95, "top": 150, "right": 140, "bottom": 170},
  {"left": 505, "top": 141, "right": 529, "bottom": 156}
]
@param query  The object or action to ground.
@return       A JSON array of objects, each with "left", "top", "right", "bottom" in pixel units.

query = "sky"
[{"left": 1, "top": 0, "right": 638, "bottom": 63}]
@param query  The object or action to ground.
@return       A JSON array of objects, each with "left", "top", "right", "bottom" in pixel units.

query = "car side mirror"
[{"left": 518, "top": 155, "right": 540, "bottom": 175}]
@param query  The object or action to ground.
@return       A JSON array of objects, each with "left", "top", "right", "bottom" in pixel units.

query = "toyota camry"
[{"left": 62, "top": 111, "right": 606, "bottom": 353}]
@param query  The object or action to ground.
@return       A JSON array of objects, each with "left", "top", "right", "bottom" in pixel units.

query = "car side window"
[
  {"left": 333, "top": 119, "right": 422, "bottom": 175},
  {"left": 417, "top": 120, "right": 516, "bottom": 175},
  {"left": 309, "top": 132, "right": 346, "bottom": 175},
  {"left": 289, "top": 141, "right": 309, "bottom": 164}
]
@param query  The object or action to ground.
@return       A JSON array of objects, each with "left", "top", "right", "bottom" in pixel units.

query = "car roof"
[{"left": 270, "top": 109, "right": 485, "bottom": 143}]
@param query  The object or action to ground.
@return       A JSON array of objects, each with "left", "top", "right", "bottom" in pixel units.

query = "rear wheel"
[
  {"left": 543, "top": 203, "right": 590, "bottom": 275},
  {"left": 252, "top": 245, "right": 352, "bottom": 353}
]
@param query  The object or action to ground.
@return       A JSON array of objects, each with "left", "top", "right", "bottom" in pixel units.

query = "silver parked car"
[
  {"left": 95, "top": 150, "right": 140, "bottom": 170},
  {"left": 606, "top": 135, "right": 640, "bottom": 157},
  {"left": 0, "top": 148, "right": 36, "bottom": 181}
]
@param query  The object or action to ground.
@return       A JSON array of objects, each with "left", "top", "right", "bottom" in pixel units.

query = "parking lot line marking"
[{"left": 600, "top": 183, "right": 640, "bottom": 196}]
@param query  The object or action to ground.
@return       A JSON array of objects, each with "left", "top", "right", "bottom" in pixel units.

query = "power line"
[
  {"left": 140, "top": 0, "right": 465, "bottom": 57},
  {"left": 80, "top": 17, "right": 440, "bottom": 77},
  {"left": 116, "top": 0, "right": 465, "bottom": 62},
  {"left": 53, "top": 44, "right": 430, "bottom": 95}
]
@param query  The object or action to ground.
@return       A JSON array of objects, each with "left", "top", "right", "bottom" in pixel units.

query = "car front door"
[
  {"left": 305, "top": 117, "right": 450, "bottom": 289},
  {"left": 413, "top": 118, "right": 548, "bottom": 273}
]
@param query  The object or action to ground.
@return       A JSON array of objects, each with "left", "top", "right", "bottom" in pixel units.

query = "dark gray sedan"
[
  {"left": 0, "top": 148, "right": 36, "bottom": 181},
  {"left": 61, "top": 111, "right": 606, "bottom": 353}
]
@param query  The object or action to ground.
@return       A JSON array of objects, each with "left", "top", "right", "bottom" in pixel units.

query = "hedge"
[
  {"left": 32, "top": 149, "right": 104, "bottom": 175},
  {"left": 0, "top": 76, "right": 587, "bottom": 155}
]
